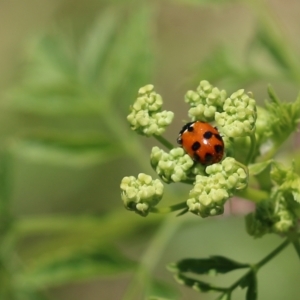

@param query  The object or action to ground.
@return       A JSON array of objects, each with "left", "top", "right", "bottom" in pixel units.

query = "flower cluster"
[
  {"left": 187, "top": 157, "right": 248, "bottom": 217},
  {"left": 185, "top": 80, "right": 227, "bottom": 122},
  {"left": 185, "top": 80, "right": 257, "bottom": 140},
  {"left": 127, "top": 85, "right": 174, "bottom": 136},
  {"left": 215, "top": 89, "right": 256, "bottom": 138},
  {"left": 121, "top": 81, "right": 256, "bottom": 218},
  {"left": 120, "top": 173, "right": 164, "bottom": 216},
  {"left": 150, "top": 147, "right": 205, "bottom": 183},
  {"left": 246, "top": 196, "right": 296, "bottom": 237},
  {"left": 246, "top": 160, "right": 300, "bottom": 237}
]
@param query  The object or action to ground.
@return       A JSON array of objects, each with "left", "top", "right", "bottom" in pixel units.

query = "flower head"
[
  {"left": 246, "top": 194, "right": 297, "bottom": 237},
  {"left": 127, "top": 85, "right": 174, "bottom": 136},
  {"left": 215, "top": 89, "right": 257, "bottom": 138},
  {"left": 150, "top": 146, "right": 205, "bottom": 183},
  {"left": 120, "top": 173, "right": 164, "bottom": 216},
  {"left": 185, "top": 80, "right": 227, "bottom": 122},
  {"left": 187, "top": 157, "right": 248, "bottom": 217}
]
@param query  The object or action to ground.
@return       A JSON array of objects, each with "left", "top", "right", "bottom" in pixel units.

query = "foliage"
[{"left": 0, "top": 1, "right": 300, "bottom": 300}]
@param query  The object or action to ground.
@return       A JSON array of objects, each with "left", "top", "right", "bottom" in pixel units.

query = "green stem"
[
  {"left": 235, "top": 187, "right": 269, "bottom": 203},
  {"left": 255, "top": 238, "right": 290, "bottom": 269},
  {"left": 257, "top": 141, "right": 281, "bottom": 162},
  {"left": 150, "top": 201, "right": 187, "bottom": 214},
  {"left": 103, "top": 104, "right": 151, "bottom": 171},
  {"left": 224, "top": 238, "right": 290, "bottom": 295},
  {"left": 154, "top": 135, "right": 175, "bottom": 150},
  {"left": 246, "top": 132, "right": 256, "bottom": 164},
  {"left": 287, "top": 230, "right": 300, "bottom": 260},
  {"left": 122, "top": 216, "right": 182, "bottom": 300}
]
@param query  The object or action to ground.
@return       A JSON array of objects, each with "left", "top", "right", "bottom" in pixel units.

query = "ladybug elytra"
[{"left": 177, "top": 121, "right": 224, "bottom": 165}]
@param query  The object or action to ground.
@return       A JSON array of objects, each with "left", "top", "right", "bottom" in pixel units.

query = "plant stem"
[
  {"left": 150, "top": 201, "right": 187, "bottom": 214},
  {"left": 287, "top": 230, "right": 300, "bottom": 259},
  {"left": 246, "top": 133, "right": 256, "bottom": 164},
  {"left": 255, "top": 238, "right": 290, "bottom": 269},
  {"left": 223, "top": 238, "right": 290, "bottom": 295},
  {"left": 235, "top": 187, "right": 269, "bottom": 203},
  {"left": 257, "top": 142, "right": 281, "bottom": 162},
  {"left": 122, "top": 216, "right": 182, "bottom": 300},
  {"left": 154, "top": 135, "right": 175, "bottom": 150},
  {"left": 103, "top": 103, "right": 152, "bottom": 171}
]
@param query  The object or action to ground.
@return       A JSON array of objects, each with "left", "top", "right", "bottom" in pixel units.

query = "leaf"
[
  {"left": 9, "top": 139, "right": 121, "bottom": 167},
  {"left": 147, "top": 278, "right": 180, "bottom": 300},
  {"left": 239, "top": 272, "right": 257, "bottom": 300},
  {"left": 249, "top": 161, "right": 273, "bottom": 191},
  {"left": 189, "top": 47, "right": 262, "bottom": 91},
  {"left": 216, "top": 293, "right": 231, "bottom": 300},
  {"left": 174, "top": 273, "right": 213, "bottom": 292},
  {"left": 17, "top": 248, "right": 135, "bottom": 289},
  {"left": 15, "top": 212, "right": 161, "bottom": 269},
  {"left": 97, "top": 4, "right": 153, "bottom": 110},
  {"left": 169, "top": 256, "right": 249, "bottom": 275},
  {"left": 7, "top": 4, "right": 153, "bottom": 116},
  {"left": 248, "top": 161, "right": 273, "bottom": 176},
  {"left": 78, "top": 9, "right": 119, "bottom": 85},
  {"left": 265, "top": 87, "right": 300, "bottom": 144},
  {"left": 255, "top": 24, "right": 291, "bottom": 73}
]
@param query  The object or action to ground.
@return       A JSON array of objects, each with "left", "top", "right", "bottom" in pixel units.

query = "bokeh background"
[{"left": 0, "top": 0, "right": 300, "bottom": 299}]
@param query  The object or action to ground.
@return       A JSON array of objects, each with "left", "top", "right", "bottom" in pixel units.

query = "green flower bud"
[
  {"left": 150, "top": 146, "right": 205, "bottom": 183},
  {"left": 246, "top": 194, "right": 297, "bottom": 237},
  {"left": 127, "top": 85, "right": 174, "bottom": 136},
  {"left": 265, "top": 86, "right": 300, "bottom": 144},
  {"left": 187, "top": 157, "right": 248, "bottom": 217},
  {"left": 120, "top": 173, "right": 164, "bottom": 216},
  {"left": 215, "top": 90, "right": 256, "bottom": 138},
  {"left": 185, "top": 80, "right": 227, "bottom": 122}
]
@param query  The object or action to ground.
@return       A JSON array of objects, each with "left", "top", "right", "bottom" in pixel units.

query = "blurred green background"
[{"left": 0, "top": 0, "right": 300, "bottom": 299}]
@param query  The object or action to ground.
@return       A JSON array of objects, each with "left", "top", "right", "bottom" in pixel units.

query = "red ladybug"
[{"left": 177, "top": 121, "right": 224, "bottom": 165}]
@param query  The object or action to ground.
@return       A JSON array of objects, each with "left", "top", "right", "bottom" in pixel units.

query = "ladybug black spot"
[
  {"left": 192, "top": 141, "right": 201, "bottom": 151},
  {"left": 187, "top": 124, "right": 194, "bottom": 132},
  {"left": 214, "top": 134, "right": 223, "bottom": 141},
  {"left": 204, "top": 153, "right": 213, "bottom": 163},
  {"left": 177, "top": 136, "right": 183, "bottom": 144},
  {"left": 215, "top": 145, "right": 223, "bottom": 153},
  {"left": 203, "top": 131, "right": 213, "bottom": 139},
  {"left": 179, "top": 121, "right": 194, "bottom": 134},
  {"left": 194, "top": 153, "right": 200, "bottom": 162}
]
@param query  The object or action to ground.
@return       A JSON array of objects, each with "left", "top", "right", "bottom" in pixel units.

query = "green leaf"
[
  {"left": 265, "top": 86, "right": 300, "bottom": 145},
  {"left": 255, "top": 24, "right": 291, "bottom": 73},
  {"left": 15, "top": 212, "right": 161, "bottom": 269},
  {"left": 17, "top": 248, "right": 135, "bottom": 289},
  {"left": 9, "top": 139, "right": 120, "bottom": 167},
  {"left": 248, "top": 161, "right": 273, "bottom": 176},
  {"left": 239, "top": 272, "right": 257, "bottom": 300},
  {"left": 78, "top": 9, "right": 119, "bottom": 85},
  {"left": 169, "top": 256, "right": 249, "bottom": 275},
  {"left": 189, "top": 47, "right": 264, "bottom": 90},
  {"left": 216, "top": 293, "right": 231, "bottom": 300},
  {"left": 147, "top": 278, "right": 180, "bottom": 300},
  {"left": 174, "top": 273, "right": 214, "bottom": 293},
  {"left": 249, "top": 161, "right": 273, "bottom": 191},
  {"left": 98, "top": 4, "right": 153, "bottom": 109},
  {"left": 7, "top": 4, "right": 153, "bottom": 117}
]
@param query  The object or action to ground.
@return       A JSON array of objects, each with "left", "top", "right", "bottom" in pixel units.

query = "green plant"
[
  {"left": 0, "top": 1, "right": 300, "bottom": 300},
  {"left": 121, "top": 79, "right": 300, "bottom": 299}
]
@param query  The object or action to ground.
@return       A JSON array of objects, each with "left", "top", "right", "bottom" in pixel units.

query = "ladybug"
[{"left": 177, "top": 121, "right": 224, "bottom": 165}]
